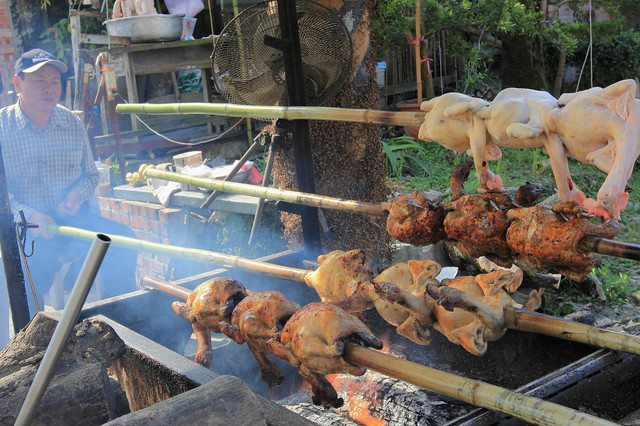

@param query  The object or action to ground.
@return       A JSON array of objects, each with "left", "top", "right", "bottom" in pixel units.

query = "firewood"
[
  {"left": 0, "top": 362, "right": 117, "bottom": 425},
  {"left": 103, "top": 375, "right": 268, "bottom": 425}
]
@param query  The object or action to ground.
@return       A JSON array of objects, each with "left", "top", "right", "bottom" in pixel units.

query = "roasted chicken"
[
  {"left": 443, "top": 162, "right": 521, "bottom": 266},
  {"left": 267, "top": 302, "right": 383, "bottom": 408},
  {"left": 385, "top": 190, "right": 447, "bottom": 246},
  {"left": 369, "top": 259, "right": 440, "bottom": 345},
  {"left": 304, "top": 249, "right": 440, "bottom": 345},
  {"left": 172, "top": 278, "right": 248, "bottom": 367},
  {"left": 506, "top": 203, "right": 620, "bottom": 281},
  {"left": 426, "top": 269, "right": 524, "bottom": 356},
  {"left": 218, "top": 291, "right": 300, "bottom": 388}
]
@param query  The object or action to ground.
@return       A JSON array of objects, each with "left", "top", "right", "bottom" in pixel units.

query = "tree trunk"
[
  {"left": 552, "top": 48, "right": 567, "bottom": 98},
  {"left": 499, "top": 32, "right": 549, "bottom": 91},
  {"left": 7, "top": 0, "right": 48, "bottom": 54},
  {"left": 272, "top": 0, "right": 392, "bottom": 265}
]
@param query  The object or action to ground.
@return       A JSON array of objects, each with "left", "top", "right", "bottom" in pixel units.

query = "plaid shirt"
[{"left": 0, "top": 102, "right": 99, "bottom": 220}]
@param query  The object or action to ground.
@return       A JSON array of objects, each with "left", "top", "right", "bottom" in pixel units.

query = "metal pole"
[
  {"left": 14, "top": 234, "right": 111, "bottom": 426},
  {"left": 0, "top": 140, "right": 29, "bottom": 332}
]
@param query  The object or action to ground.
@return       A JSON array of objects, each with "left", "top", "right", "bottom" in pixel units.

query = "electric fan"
[{"left": 212, "top": 0, "right": 353, "bottom": 107}]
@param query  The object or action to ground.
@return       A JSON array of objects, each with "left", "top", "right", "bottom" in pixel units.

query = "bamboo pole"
[
  {"left": 47, "top": 225, "right": 309, "bottom": 283},
  {"left": 143, "top": 167, "right": 389, "bottom": 217},
  {"left": 505, "top": 308, "right": 640, "bottom": 355},
  {"left": 48, "top": 225, "right": 640, "bottom": 357},
  {"left": 141, "top": 275, "right": 191, "bottom": 300},
  {"left": 344, "top": 343, "right": 617, "bottom": 426},
  {"left": 133, "top": 276, "right": 615, "bottom": 425},
  {"left": 143, "top": 167, "right": 640, "bottom": 262},
  {"left": 115, "top": 103, "right": 426, "bottom": 127},
  {"left": 414, "top": 0, "right": 423, "bottom": 104}
]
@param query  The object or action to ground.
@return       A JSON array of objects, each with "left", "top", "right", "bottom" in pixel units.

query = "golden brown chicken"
[
  {"left": 426, "top": 269, "right": 523, "bottom": 356},
  {"left": 444, "top": 162, "right": 545, "bottom": 267},
  {"left": 218, "top": 291, "right": 300, "bottom": 388},
  {"left": 369, "top": 259, "right": 440, "bottom": 345},
  {"left": 303, "top": 249, "right": 375, "bottom": 313},
  {"left": 304, "top": 250, "right": 439, "bottom": 345},
  {"left": 267, "top": 302, "right": 383, "bottom": 408},
  {"left": 172, "top": 278, "right": 248, "bottom": 368},
  {"left": 506, "top": 203, "right": 620, "bottom": 281},
  {"left": 385, "top": 190, "right": 447, "bottom": 246}
]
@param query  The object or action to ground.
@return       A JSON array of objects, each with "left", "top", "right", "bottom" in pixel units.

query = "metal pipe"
[{"left": 14, "top": 234, "right": 111, "bottom": 426}]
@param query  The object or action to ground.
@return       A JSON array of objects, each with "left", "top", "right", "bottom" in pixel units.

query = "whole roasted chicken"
[
  {"left": 304, "top": 249, "right": 439, "bottom": 345},
  {"left": 443, "top": 162, "right": 520, "bottom": 266},
  {"left": 217, "top": 291, "right": 300, "bottom": 388},
  {"left": 172, "top": 278, "right": 248, "bottom": 367},
  {"left": 506, "top": 203, "right": 620, "bottom": 281},
  {"left": 385, "top": 190, "right": 447, "bottom": 246},
  {"left": 267, "top": 302, "right": 383, "bottom": 408},
  {"left": 369, "top": 259, "right": 440, "bottom": 345},
  {"left": 426, "top": 269, "right": 523, "bottom": 356}
]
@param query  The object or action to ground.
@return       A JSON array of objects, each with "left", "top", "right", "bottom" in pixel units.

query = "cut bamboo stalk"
[
  {"left": 132, "top": 275, "right": 616, "bottom": 425},
  {"left": 48, "top": 224, "right": 640, "bottom": 357},
  {"left": 143, "top": 167, "right": 389, "bottom": 217},
  {"left": 143, "top": 167, "right": 640, "bottom": 262},
  {"left": 505, "top": 308, "right": 640, "bottom": 354},
  {"left": 115, "top": 103, "right": 426, "bottom": 127},
  {"left": 141, "top": 275, "right": 191, "bottom": 300},
  {"left": 48, "top": 225, "right": 309, "bottom": 283},
  {"left": 344, "top": 343, "right": 617, "bottom": 426}
]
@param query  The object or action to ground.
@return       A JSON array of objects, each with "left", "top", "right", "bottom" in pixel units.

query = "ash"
[
  {"left": 283, "top": 403, "right": 360, "bottom": 425},
  {"left": 281, "top": 370, "right": 472, "bottom": 425}
]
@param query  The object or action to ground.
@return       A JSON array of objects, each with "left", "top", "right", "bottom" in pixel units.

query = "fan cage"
[{"left": 213, "top": 0, "right": 353, "bottom": 107}]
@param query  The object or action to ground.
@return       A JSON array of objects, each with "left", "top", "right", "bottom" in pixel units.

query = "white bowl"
[{"left": 104, "top": 14, "right": 185, "bottom": 43}]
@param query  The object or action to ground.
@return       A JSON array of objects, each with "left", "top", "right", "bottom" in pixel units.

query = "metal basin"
[{"left": 104, "top": 14, "right": 185, "bottom": 43}]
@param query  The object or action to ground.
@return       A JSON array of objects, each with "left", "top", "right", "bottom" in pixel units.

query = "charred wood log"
[{"left": 0, "top": 312, "right": 128, "bottom": 424}]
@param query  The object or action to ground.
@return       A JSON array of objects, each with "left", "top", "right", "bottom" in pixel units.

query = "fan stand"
[{"left": 260, "top": 0, "right": 322, "bottom": 254}]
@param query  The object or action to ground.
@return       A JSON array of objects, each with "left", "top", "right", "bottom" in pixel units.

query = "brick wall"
[
  {"left": 0, "top": 0, "right": 15, "bottom": 108},
  {"left": 97, "top": 196, "right": 185, "bottom": 283}
]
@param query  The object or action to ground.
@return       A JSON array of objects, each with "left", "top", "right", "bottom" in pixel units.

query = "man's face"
[{"left": 14, "top": 64, "right": 62, "bottom": 114}]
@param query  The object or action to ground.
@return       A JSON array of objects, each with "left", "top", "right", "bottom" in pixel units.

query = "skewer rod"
[
  {"left": 505, "top": 308, "right": 640, "bottom": 355},
  {"left": 116, "top": 103, "right": 426, "bottom": 127},
  {"left": 579, "top": 235, "right": 640, "bottom": 261},
  {"left": 345, "top": 343, "right": 617, "bottom": 426},
  {"left": 141, "top": 276, "right": 191, "bottom": 300},
  {"left": 144, "top": 168, "right": 388, "bottom": 217},
  {"left": 48, "top": 225, "right": 310, "bottom": 283},
  {"left": 48, "top": 225, "right": 640, "bottom": 358}
]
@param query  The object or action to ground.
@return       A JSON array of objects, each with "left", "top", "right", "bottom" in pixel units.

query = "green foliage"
[{"left": 381, "top": 135, "right": 434, "bottom": 179}]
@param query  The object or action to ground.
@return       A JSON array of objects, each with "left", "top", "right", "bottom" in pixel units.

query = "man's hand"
[
  {"left": 28, "top": 211, "right": 55, "bottom": 239},
  {"left": 57, "top": 191, "right": 82, "bottom": 217}
]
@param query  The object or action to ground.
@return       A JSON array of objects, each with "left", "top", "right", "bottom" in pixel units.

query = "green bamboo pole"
[
  {"left": 143, "top": 167, "right": 389, "bottom": 217},
  {"left": 48, "top": 224, "right": 640, "bottom": 357},
  {"left": 115, "top": 102, "right": 426, "bottom": 127},
  {"left": 506, "top": 308, "right": 640, "bottom": 355},
  {"left": 47, "top": 224, "right": 309, "bottom": 283},
  {"left": 345, "top": 343, "right": 617, "bottom": 426}
]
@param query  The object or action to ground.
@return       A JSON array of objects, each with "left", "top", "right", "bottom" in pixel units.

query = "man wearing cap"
[{"left": 0, "top": 48, "right": 137, "bottom": 315}]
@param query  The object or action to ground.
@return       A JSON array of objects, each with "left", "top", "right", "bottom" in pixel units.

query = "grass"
[{"left": 383, "top": 129, "right": 640, "bottom": 313}]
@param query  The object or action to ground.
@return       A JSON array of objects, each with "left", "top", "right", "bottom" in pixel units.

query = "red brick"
[
  {"left": 130, "top": 216, "right": 149, "bottom": 230},
  {"left": 158, "top": 208, "right": 183, "bottom": 223},
  {"left": 119, "top": 214, "right": 130, "bottom": 227},
  {"left": 119, "top": 202, "right": 132, "bottom": 214}
]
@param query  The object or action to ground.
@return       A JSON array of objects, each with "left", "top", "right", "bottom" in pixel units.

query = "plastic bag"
[{"left": 164, "top": 0, "right": 204, "bottom": 18}]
